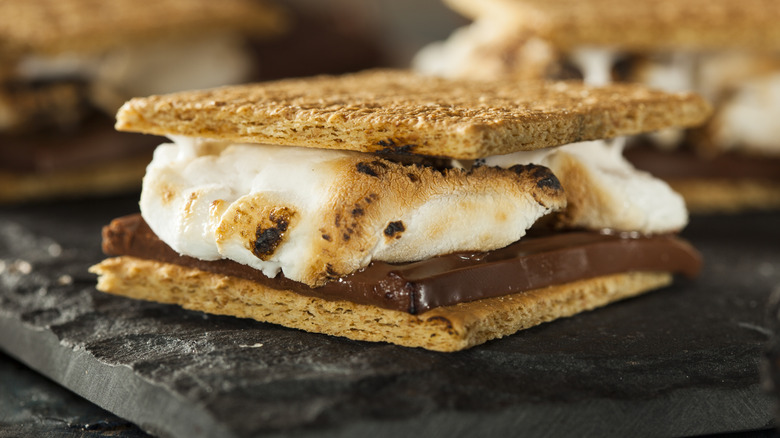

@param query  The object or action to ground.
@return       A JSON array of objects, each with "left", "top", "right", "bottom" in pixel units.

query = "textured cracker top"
[
  {"left": 116, "top": 70, "right": 712, "bottom": 159},
  {"left": 0, "top": 0, "right": 287, "bottom": 57},
  {"left": 446, "top": 0, "right": 780, "bottom": 51}
]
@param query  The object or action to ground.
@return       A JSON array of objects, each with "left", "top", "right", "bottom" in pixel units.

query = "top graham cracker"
[
  {"left": 0, "top": 0, "right": 287, "bottom": 57},
  {"left": 445, "top": 0, "right": 780, "bottom": 52},
  {"left": 116, "top": 69, "right": 712, "bottom": 159}
]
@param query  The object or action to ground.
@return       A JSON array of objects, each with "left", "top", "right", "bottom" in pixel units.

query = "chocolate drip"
[{"left": 102, "top": 214, "right": 701, "bottom": 314}]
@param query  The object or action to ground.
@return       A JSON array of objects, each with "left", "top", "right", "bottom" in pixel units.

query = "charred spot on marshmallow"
[
  {"left": 379, "top": 153, "right": 451, "bottom": 172},
  {"left": 324, "top": 264, "right": 340, "bottom": 281},
  {"left": 356, "top": 160, "right": 388, "bottom": 177},
  {"left": 376, "top": 139, "right": 417, "bottom": 155},
  {"left": 356, "top": 162, "right": 378, "bottom": 176},
  {"left": 336, "top": 215, "right": 357, "bottom": 242},
  {"left": 251, "top": 208, "right": 293, "bottom": 260},
  {"left": 510, "top": 164, "right": 563, "bottom": 192},
  {"left": 509, "top": 163, "right": 538, "bottom": 176},
  {"left": 534, "top": 169, "right": 563, "bottom": 192},
  {"left": 384, "top": 221, "right": 405, "bottom": 238},
  {"left": 357, "top": 160, "right": 391, "bottom": 179}
]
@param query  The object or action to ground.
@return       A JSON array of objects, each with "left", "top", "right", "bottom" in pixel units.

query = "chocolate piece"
[{"left": 102, "top": 214, "right": 701, "bottom": 314}]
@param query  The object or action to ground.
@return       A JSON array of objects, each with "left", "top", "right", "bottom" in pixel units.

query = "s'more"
[
  {"left": 0, "top": 0, "right": 286, "bottom": 202},
  {"left": 90, "top": 70, "right": 710, "bottom": 352},
  {"left": 415, "top": 0, "right": 780, "bottom": 213}
]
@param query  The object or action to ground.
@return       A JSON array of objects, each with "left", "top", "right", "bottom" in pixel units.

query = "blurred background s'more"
[
  {"left": 414, "top": 0, "right": 780, "bottom": 213},
  {"left": 0, "top": 0, "right": 464, "bottom": 203}
]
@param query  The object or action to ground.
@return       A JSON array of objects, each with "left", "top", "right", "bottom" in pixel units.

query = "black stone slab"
[
  {"left": 1, "top": 196, "right": 778, "bottom": 438},
  {"left": 0, "top": 351, "right": 149, "bottom": 437}
]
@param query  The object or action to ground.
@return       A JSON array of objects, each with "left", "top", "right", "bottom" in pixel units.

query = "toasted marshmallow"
[
  {"left": 141, "top": 137, "right": 566, "bottom": 287},
  {"left": 707, "top": 72, "right": 780, "bottom": 156},
  {"left": 413, "top": 19, "right": 556, "bottom": 81},
  {"left": 482, "top": 139, "right": 689, "bottom": 234}
]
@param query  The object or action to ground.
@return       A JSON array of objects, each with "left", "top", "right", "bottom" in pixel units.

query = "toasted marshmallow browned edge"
[{"left": 115, "top": 70, "right": 712, "bottom": 160}]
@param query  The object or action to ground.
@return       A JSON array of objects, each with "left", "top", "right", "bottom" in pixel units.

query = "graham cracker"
[
  {"left": 445, "top": 0, "right": 780, "bottom": 52},
  {"left": 89, "top": 256, "right": 672, "bottom": 352},
  {"left": 0, "top": 0, "right": 287, "bottom": 57},
  {"left": 667, "top": 178, "right": 780, "bottom": 214},
  {"left": 116, "top": 70, "right": 711, "bottom": 159}
]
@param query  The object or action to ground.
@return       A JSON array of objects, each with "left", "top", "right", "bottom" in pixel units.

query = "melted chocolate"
[{"left": 102, "top": 214, "right": 702, "bottom": 314}]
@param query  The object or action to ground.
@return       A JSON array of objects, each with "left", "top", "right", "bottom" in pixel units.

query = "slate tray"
[
  {"left": 0, "top": 350, "right": 149, "bottom": 437},
  {"left": 1, "top": 195, "right": 778, "bottom": 438}
]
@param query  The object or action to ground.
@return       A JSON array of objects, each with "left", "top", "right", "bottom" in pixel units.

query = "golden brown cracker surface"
[{"left": 116, "top": 70, "right": 711, "bottom": 159}]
